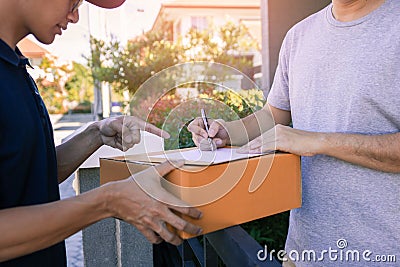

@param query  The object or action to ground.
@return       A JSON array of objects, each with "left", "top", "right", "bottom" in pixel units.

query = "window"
[{"left": 191, "top": 16, "right": 207, "bottom": 31}]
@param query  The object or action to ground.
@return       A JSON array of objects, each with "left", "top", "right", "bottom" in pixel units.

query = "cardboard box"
[{"left": 100, "top": 149, "right": 301, "bottom": 239}]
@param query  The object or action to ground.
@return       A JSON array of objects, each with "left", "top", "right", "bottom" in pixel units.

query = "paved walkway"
[{"left": 52, "top": 113, "right": 95, "bottom": 267}]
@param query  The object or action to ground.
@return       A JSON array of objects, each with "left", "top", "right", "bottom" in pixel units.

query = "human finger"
[
  {"left": 124, "top": 116, "right": 170, "bottom": 139},
  {"left": 122, "top": 126, "right": 141, "bottom": 149},
  {"left": 114, "top": 140, "right": 124, "bottom": 151},
  {"left": 155, "top": 220, "right": 183, "bottom": 246},
  {"left": 193, "top": 134, "right": 210, "bottom": 149},
  {"left": 144, "top": 122, "right": 170, "bottom": 139},
  {"left": 137, "top": 209, "right": 184, "bottom": 245},
  {"left": 237, "top": 137, "right": 263, "bottom": 153},
  {"left": 187, "top": 118, "right": 209, "bottom": 139},
  {"left": 199, "top": 139, "right": 217, "bottom": 151},
  {"left": 135, "top": 187, "right": 202, "bottom": 234},
  {"left": 161, "top": 212, "right": 202, "bottom": 243},
  {"left": 238, "top": 138, "right": 276, "bottom": 154},
  {"left": 212, "top": 138, "right": 225, "bottom": 148},
  {"left": 207, "top": 120, "right": 223, "bottom": 138},
  {"left": 238, "top": 126, "right": 278, "bottom": 153},
  {"left": 100, "top": 117, "right": 121, "bottom": 136},
  {"left": 138, "top": 226, "right": 163, "bottom": 244}
]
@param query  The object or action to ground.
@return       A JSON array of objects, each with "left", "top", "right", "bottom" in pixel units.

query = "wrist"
[
  {"left": 314, "top": 132, "right": 332, "bottom": 155},
  {"left": 86, "top": 121, "right": 104, "bottom": 149},
  {"left": 94, "top": 182, "right": 119, "bottom": 219},
  {"left": 224, "top": 120, "right": 248, "bottom": 146},
  {"left": 74, "top": 184, "right": 114, "bottom": 223}
]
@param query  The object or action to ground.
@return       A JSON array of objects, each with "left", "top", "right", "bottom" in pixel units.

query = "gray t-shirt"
[{"left": 267, "top": 1, "right": 400, "bottom": 266}]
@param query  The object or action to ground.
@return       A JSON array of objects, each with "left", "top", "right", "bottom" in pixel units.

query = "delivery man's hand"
[
  {"left": 188, "top": 118, "right": 229, "bottom": 150},
  {"left": 97, "top": 116, "right": 170, "bottom": 151},
  {"left": 103, "top": 160, "right": 203, "bottom": 245}
]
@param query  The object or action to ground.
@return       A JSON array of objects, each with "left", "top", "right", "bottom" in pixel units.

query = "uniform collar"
[{"left": 0, "top": 38, "right": 33, "bottom": 68}]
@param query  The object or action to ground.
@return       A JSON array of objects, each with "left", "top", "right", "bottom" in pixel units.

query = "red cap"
[{"left": 86, "top": 0, "right": 126, "bottom": 9}]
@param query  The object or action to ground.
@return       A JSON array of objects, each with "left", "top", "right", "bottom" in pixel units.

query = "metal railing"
[{"left": 154, "top": 226, "right": 281, "bottom": 266}]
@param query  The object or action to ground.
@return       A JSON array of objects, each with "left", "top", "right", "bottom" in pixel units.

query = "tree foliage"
[
  {"left": 36, "top": 55, "right": 94, "bottom": 113},
  {"left": 183, "top": 21, "right": 258, "bottom": 67},
  {"left": 65, "top": 62, "right": 94, "bottom": 103},
  {"left": 89, "top": 20, "right": 259, "bottom": 96}
]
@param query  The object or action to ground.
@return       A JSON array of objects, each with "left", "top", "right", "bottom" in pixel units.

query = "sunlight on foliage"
[{"left": 89, "top": 20, "right": 259, "bottom": 97}]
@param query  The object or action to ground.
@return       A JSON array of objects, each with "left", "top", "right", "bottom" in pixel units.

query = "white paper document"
[{"left": 153, "top": 147, "right": 264, "bottom": 165}]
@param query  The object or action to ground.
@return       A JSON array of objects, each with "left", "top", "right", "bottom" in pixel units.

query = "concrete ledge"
[
  {"left": 77, "top": 168, "right": 118, "bottom": 267},
  {"left": 120, "top": 220, "right": 153, "bottom": 266},
  {"left": 77, "top": 164, "right": 153, "bottom": 266}
]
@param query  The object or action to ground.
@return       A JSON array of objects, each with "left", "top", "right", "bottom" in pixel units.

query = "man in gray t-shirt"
[{"left": 189, "top": 0, "right": 400, "bottom": 266}]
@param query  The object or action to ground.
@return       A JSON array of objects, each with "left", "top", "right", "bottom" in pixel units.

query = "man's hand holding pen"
[
  {"left": 200, "top": 109, "right": 217, "bottom": 151},
  {"left": 188, "top": 111, "right": 230, "bottom": 151}
]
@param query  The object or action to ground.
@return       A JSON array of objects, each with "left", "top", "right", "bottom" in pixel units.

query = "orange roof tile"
[{"left": 17, "top": 38, "right": 49, "bottom": 59}]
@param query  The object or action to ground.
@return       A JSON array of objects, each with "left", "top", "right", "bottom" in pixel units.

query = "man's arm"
[
  {"left": 316, "top": 131, "right": 400, "bottom": 173},
  {"left": 238, "top": 106, "right": 400, "bottom": 173},
  {"left": 0, "top": 186, "right": 106, "bottom": 262},
  {"left": 0, "top": 161, "right": 202, "bottom": 262},
  {"left": 222, "top": 104, "right": 282, "bottom": 146},
  {"left": 189, "top": 104, "right": 291, "bottom": 148},
  {"left": 56, "top": 116, "right": 170, "bottom": 183},
  {"left": 56, "top": 122, "right": 102, "bottom": 183}
]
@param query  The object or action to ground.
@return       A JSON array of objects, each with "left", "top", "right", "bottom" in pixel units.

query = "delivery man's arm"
[
  {"left": 56, "top": 116, "right": 170, "bottom": 183},
  {"left": 0, "top": 161, "right": 202, "bottom": 262}
]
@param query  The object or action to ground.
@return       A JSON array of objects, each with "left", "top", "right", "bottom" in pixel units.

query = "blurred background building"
[{"left": 22, "top": 0, "right": 330, "bottom": 118}]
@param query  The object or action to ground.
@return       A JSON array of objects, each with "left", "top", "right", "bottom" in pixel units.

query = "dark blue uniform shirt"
[{"left": 0, "top": 39, "right": 66, "bottom": 266}]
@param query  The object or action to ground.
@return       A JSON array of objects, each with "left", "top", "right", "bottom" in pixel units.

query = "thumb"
[{"left": 208, "top": 119, "right": 225, "bottom": 137}]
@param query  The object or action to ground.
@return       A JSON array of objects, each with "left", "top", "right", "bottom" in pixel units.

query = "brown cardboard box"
[{"left": 100, "top": 149, "right": 301, "bottom": 239}]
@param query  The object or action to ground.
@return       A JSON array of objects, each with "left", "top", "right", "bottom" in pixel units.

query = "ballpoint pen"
[{"left": 200, "top": 108, "right": 216, "bottom": 151}]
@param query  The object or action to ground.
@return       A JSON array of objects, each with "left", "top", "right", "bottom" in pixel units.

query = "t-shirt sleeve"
[{"left": 267, "top": 32, "right": 291, "bottom": 111}]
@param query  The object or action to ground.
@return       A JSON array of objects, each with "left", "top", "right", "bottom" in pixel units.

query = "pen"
[{"left": 200, "top": 108, "right": 215, "bottom": 151}]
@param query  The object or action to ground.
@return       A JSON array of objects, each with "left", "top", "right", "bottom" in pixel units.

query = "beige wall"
[{"left": 160, "top": 7, "right": 260, "bottom": 41}]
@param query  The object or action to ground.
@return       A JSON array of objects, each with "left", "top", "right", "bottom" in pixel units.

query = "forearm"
[
  {"left": 56, "top": 122, "right": 103, "bottom": 183},
  {"left": 0, "top": 187, "right": 110, "bottom": 262},
  {"left": 225, "top": 105, "right": 283, "bottom": 146},
  {"left": 318, "top": 132, "right": 400, "bottom": 173}
]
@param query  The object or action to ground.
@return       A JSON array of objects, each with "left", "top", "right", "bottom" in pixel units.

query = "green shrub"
[
  {"left": 69, "top": 101, "right": 92, "bottom": 114},
  {"left": 241, "top": 212, "right": 290, "bottom": 254},
  {"left": 134, "top": 85, "right": 265, "bottom": 150}
]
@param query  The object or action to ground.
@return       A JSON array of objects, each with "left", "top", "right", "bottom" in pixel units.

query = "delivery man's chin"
[{"left": 33, "top": 34, "right": 57, "bottom": 45}]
